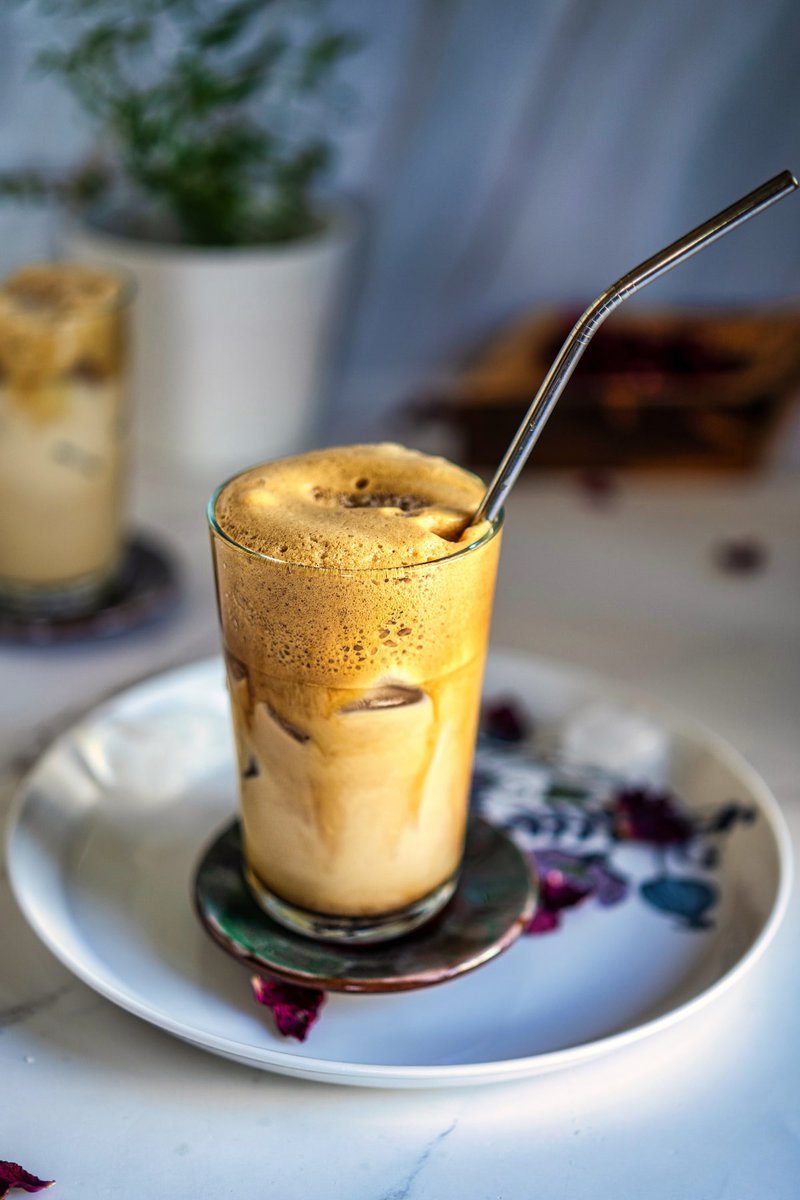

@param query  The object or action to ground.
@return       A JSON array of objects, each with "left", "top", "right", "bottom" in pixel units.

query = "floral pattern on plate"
[{"left": 476, "top": 709, "right": 757, "bottom": 934}]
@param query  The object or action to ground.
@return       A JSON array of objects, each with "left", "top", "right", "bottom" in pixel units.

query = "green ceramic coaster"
[{"left": 194, "top": 818, "right": 537, "bottom": 993}]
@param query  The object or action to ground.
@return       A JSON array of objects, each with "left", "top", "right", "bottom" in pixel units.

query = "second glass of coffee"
[
  {"left": 209, "top": 444, "right": 502, "bottom": 943},
  {"left": 0, "top": 262, "right": 133, "bottom": 617}
]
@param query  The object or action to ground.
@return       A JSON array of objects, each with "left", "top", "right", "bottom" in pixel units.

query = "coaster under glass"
[
  {"left": 194, "top": 816, "right": 537, "bottom": 993},
  {"left": 0, "top": 534, "right": 179, "bottom": 644}
]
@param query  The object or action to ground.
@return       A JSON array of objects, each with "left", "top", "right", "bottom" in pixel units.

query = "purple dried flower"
[
  {"left": 0, "top": 1162, "right": 54, "bottom": 1197},
  {"left": 610, "top": 787, "right": 694, "bottom": 846},
  {"left": 713, "top": 535, "right": 768, "bottom": 576},
  {"left": 537, "top": 857, "right": 593, "bottom": 908},
  {"left": 526, "top": 908, "right": 561, "bottom": 934},
  {"left": 251, "top": 975, "right": 325, "bottom": 1042},
  {"left": 483, "top": 696, "right": 532, "bottom": 743},
  {"left": 525, "top": 850, "right": 627, "bottom": 934},
  {"left": 576, "top": 469, "right": 620, "bottom": 506}
]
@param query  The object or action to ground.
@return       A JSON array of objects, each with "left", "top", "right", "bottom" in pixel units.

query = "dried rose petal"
[
  {"left": 525, "top": 851, "right": 593, "bottom": 934},
  {"left": 713, "top": 535, "right": 767, "bottom": 576},
  {"left": 0, "top": 1162, "right": 54, "bottom": 1197},
  {"left": 525, "top": 850, "right": 629, "bottom": 934},
  {"left": 525, "top": 907, "right": 561, "bottom": 934},
  {"left": 575, "top": 469, "right": 620, "bottom": 505},
  {"left": 251, "top": 975, "right": 325, "bottom": 1042},
  {"left": 540, "top": 871, "right": 591, "bottom": 910},
  {"left": 610, "top": 786, "right": 694, "bottom": 846},
  {"left": 483, "top": 696, "right": 532, "bottom": 743},
  {"left": 537, "top": 853, "right": 593, "bottom": 906}
]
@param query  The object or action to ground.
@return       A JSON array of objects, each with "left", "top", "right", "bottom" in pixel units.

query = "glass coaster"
[
  {"left": 194, "top": 817, "right": 537, "bottom": 993},
  {"left": 0, "top": 534, "right": 180, "bottom": 644}
]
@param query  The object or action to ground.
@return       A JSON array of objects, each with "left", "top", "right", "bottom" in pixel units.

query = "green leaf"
[
  {"left": 545, "top": 783, "right": 592, "bottom": 803},
  {"left": 16, "top": 0, "right": 364, "bottom": 246},
  {"left": 298, "top": 30, "right": 363, "bottom": 92},
  {"left": 229, "top": 31, "right": 290, "bottom": 96},
  {"left": 193, "top": 0, "right": 271, "bottom": 51},
  {"left": 272, "top": 140, "right": 331, "bottom": 190},
  {"left": 0, "top": 169, "right": 60, "bottom": 202}
]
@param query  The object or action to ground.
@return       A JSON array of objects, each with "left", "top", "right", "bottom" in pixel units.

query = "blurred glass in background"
[{"left": 0, "top": 262, "right": 133, "bottom": 616}]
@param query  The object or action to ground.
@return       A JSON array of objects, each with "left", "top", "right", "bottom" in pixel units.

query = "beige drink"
[
  {"left": 0, "top": 263, "right": 131, "bottom": 614},
  {"left": 209, "top": 444, "right": 502, "bottom": 942}
]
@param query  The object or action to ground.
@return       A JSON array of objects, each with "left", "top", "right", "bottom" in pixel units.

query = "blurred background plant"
[{"left": 0, "top": 0, "right": 362, "bottom": 246}]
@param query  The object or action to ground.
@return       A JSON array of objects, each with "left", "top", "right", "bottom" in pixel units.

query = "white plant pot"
[{"left": 64, "top": 207, "right": 358, "bottom": 478}]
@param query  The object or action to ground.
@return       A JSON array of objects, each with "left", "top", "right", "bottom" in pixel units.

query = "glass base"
[{"left": 243, "top": 866, "right": 459, "bottom": 946}]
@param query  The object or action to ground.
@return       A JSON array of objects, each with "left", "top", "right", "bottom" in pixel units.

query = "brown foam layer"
[
  {"left": 213, "top": 444, "right": 488, "bottom": 569},
  {"left": 3, "top": 263, "right": 123, "bottom": 314},
  {"left": 0, "top": 264, "right": 127, "bottom": 419}
]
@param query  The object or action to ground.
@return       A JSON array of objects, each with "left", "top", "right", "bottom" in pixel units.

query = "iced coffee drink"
[
  {"left": 209, "top": 444, "right": 502, "bottom": 942},
  {"left": 0, "top": 263, "right": 131, "bottom": 615}
]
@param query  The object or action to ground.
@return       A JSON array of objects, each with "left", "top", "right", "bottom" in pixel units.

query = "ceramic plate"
[{"left": 5, "top": 653, "right": 791, "bottom": 1088}]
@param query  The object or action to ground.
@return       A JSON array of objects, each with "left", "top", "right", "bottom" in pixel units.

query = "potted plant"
[{"left": 1, "top": 0, "right": 363, "bottom": 476}]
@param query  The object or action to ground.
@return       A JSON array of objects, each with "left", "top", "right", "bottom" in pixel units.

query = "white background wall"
[{"left": 1, "top": 0, "right": 799, "bottom": 438}]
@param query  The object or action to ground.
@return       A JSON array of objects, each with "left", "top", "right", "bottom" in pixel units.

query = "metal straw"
[{"left": 473, "top": 169, "right": 799, "bottom": 526}]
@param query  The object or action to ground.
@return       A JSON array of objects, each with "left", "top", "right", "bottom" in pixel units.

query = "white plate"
[{"left": 5, "top": 653, "right": 791, "bottom": 1088}]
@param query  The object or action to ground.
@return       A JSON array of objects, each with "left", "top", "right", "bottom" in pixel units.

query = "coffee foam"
[
  {"left": 211, "top": 445, "right": 501, "bottom": 688},
  {"left": 213, "top": 444, "right": 489, "bottom": 570},
  {"left": 0, "top": 264, "right": 126, "bottom": 418},
  {"left": 4, "top": 263, "right": 123, "bottom": 314}
]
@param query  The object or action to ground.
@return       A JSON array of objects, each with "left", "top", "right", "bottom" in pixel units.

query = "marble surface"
[{"left": 2, "top": 465, "right": 800, "bottom": 1198}]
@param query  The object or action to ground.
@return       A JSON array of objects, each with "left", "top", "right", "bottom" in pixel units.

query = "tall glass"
[
  {"left": 0, "top": 262, "right": 134, "bottom": 617},
  {"left": 209, "top": 477, "right": 502, "bottom": 944}
]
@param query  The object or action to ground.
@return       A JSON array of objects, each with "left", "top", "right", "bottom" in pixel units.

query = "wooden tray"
[{"left": 412, "top": 307, "right": 800, "bottom": 472}]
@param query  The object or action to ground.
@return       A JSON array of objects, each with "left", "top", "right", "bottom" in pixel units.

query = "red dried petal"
[
  {"left": 525, "top": 850, "right": 630, "bottom": 934},
  {"left": 525, "top": 907, "right": 561, "bottom": 934},
  {"left": 713, "top": 535, "right": 768, "bottom": 576},
  {"left": 251, "top": 975, "right": 325, "bottom": 1042},
  {"left": 540, "top": 871, "right": 591, "bottom": 910},
  {"left": 0, "top": 1162, "right": 54, "bottom": 1196},
  {"left": 610, "top": 787, "right": 694, "bottom": 846},
  {"left": 483, "top": 697, "right": 532, "bottom": 743},
  {"left": 576, "top": 469, "right": 620, "bottom": 505}
]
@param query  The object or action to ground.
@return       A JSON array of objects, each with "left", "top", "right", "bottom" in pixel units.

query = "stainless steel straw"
[{"left": 473, "top": 169, "right": 799, "bottom": 526}]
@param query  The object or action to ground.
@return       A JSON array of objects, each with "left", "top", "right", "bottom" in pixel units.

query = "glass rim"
[
  {"left": 207, "top": 472, "right": 503, "bottom": 576},
  {"left": 0, "top": 259, "right": 137, "bottom": 315}
]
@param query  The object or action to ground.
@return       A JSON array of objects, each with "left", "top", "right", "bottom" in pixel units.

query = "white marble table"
[{"left": 2, "top": 466, "right": 799, "bottom": 1199}]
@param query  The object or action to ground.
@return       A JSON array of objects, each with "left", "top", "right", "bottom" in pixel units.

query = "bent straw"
[{"left": 473, "top": 169, "right": 799, "bottom": 526}]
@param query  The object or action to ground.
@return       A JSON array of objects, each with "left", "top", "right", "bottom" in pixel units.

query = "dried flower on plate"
[
  {"left": 526, "top": 850, "right": 628, "bottom": 934},
  {"left": 482, "top": 697, "right": 532, "bottom": 744},
  {"left": 251, "top": 975, "right": 325, "bottom": 1042},
  {"left": 575, "top": 469, "right": 620, "bottom": 505},
  {"left": 0, "top": 1162, "right": 54, "bottom": 1197},
  {"left": 609, "top": 786, "right": 694, "bottom": 846},
  {"left": 713, "top": 535, "right": 768, "bottom": 576}
]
